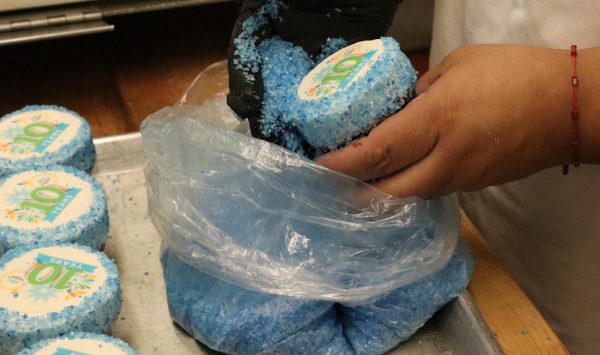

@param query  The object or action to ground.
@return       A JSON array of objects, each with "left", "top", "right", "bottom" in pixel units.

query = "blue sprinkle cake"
[
  {"left": 161, "top": 243, "right": 472, "bottom": 355},
  {"left": 294, "top": 37, "right": 417, "bottom": 151},
  {"left": 16, "top": 332, "right": 137, "bottom": 355},
  {"left": 0, "top": 244, "right": 122, "bottom": 354},
  {"left": 258, "top": 37, "right": 315, "bottom": 156},
  {"left": 256, "top": 37, "right": 416, "bottom": 156},
  {"left": 0, "top": 105, "right": 96, "bottom": 176},
  {"left": 0, "top": 166, "right": 109, "bottom": 256},
  {"left": 230, "top": 0, "right": 416, "bottom": 156}
]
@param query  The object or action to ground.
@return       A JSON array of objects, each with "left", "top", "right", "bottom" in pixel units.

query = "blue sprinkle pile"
[{"left": 162, "top": 243, "right": 472, "bottom": 355}]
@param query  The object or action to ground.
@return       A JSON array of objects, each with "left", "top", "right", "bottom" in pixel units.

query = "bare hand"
[{"left": 316, "top": 45, "right": 580, "bottom": 198}]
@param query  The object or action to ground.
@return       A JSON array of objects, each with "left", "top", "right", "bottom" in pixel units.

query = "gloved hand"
[{"left": 227, "top": 0, "right": 402, "bottom": 142}]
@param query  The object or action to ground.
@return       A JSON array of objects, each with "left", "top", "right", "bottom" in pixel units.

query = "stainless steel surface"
[
  {"left": 0, "top": 5, "right": 109, "bottom": 46},
  {"left": 0, "top": 0, "right": 229, "bottom": 46},
  {"left": 0, "top": 7, "right": 102, "bottom": 32},
  {"left": 0, "top": 19, "right": 112, "bottom": 46},
  {"left": 0, "top": 0, "right": 93, "bottom": 13},
  {"left": 434, "top": 292, "right": 504, "bottom": 355},
  {"left": 0, "top": 0, "right": 227, "bottom": 15},
  {"left": 100, "top": 0, "right": 232, "bottom": 17},
  {"left": 92, "top": 132, "right": 503, "bottom": 355}
]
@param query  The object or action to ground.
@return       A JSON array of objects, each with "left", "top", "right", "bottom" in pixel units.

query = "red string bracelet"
[{"left": 563, "top": 44, "right": 580, "bottom": 175}]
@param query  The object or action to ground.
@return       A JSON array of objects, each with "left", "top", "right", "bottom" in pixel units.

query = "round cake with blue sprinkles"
[
  {"left": 0, "top": 105, "right": 96, "bottom": 176},
  {"left": 295, "top": 37, "right": 417, "bottom": 151},
  {"left": 16, "top": 332, "right": 137, "bottom": 355},
  {"left": 0, "top": 244, "right": 122, "bottom": 354},
  {"left": 0, "top": 166, "right": 109, "bottom": 256}
]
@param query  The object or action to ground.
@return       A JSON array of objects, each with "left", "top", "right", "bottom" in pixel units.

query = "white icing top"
[
  {"left": 34, "top": 338, "right": 126, "bottom": 355},
  {"left": 0, "top": 246, "right": 107, "bottom": 316},
  {"left": 0, "top": 108, "right": 82, "bottom": 161},
  {"left": 0, "top": 170, "right": 93, "bottom": 230},
  {"left": 298, "top": 39, "right": 384, "bottom": 100}
]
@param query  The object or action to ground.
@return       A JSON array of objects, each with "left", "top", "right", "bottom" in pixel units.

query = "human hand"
[
  {"left": 316, "top": 45, "right": 577, "bottom": 198},
  {"left": 226, "top": 0, "right": 402, "bottom": 141}
]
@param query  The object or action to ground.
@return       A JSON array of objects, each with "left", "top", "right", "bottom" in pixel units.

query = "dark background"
[{"left": 0, "top": 2, "right": 428, "bottom": 138}]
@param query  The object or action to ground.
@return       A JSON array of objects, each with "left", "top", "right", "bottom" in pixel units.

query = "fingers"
[
  {"left": 415, "top": 50, "right": 458, "bottom": 94},
  {"left": 416, "top": 70, "right": 442, "bottom": 95},
  {"left": 372, "top": 152, "right": 451, "bottom": 198},
  {"left": 316, "top": 93, "right": 439, "bottom": 181}
]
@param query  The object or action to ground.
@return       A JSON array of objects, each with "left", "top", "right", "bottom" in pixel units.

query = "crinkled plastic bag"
[{"left": 141, "top": 99, "right": 460, "bottom": 306}]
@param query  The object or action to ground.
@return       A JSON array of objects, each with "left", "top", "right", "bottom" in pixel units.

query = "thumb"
[{"left": 316, "top": 92, "right": 439, "bottom": 181}]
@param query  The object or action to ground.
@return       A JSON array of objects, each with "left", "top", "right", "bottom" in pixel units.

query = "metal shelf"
[{"left": 0, "top": 0, "right": 232, "bottom": 46}]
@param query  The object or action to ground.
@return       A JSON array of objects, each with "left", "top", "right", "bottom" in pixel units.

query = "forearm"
[{"left": 578, "top": 48, "right": 600, "bottom": 164}]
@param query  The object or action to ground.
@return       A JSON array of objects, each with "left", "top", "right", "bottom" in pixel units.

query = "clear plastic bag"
[{"left": 141, "top": 73, "right": 460, "bottom": 305}]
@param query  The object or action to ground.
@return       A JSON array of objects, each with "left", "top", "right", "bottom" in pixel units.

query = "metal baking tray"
[{"left": 92, "top": 132, "right": 504, "bottom": 355}]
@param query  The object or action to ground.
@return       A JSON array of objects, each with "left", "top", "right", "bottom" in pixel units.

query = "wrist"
[
  {"left": 533, "top": 48, "right": 572, "bottom": 168},
  {"left": 536, "top": 47, "right": 600, "bottom": 168},
  {"left": 577, "top": 48, "right": 600, "bottom": 164}
]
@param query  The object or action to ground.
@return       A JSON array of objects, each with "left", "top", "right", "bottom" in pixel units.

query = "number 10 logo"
[
  {"left": 13, "top": 122, "right": 55, "bottom": 148},
  {"left": 21, "top": 185, "right": 65, "bottom": 215}
]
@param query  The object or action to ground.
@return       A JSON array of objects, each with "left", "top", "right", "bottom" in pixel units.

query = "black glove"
[{"left": 227, "top": 0, "right": 403, "bottom": 142}]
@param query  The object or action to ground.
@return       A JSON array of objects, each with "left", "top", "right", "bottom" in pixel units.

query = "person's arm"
[
  {"left": 577, "top": 47, "right": 600, "bottom": 162},
  {"left": 316, "top": 45, "right": 600, "bottom": 198}
]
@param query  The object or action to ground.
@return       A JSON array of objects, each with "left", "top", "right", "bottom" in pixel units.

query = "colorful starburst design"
[
  {"left": 7, "top": 207, "right": 45, "bottom": 224},
  {"left": 25, "top": 284, "right": 59, "bottom": 303},
  {"left": 8, "top": 141, "right": 34, "bottom": 155},
  {"left": 0, "top": 271, "right": 26, "bottom": 297},
  {"left": 0, "top": 125, "right": 23, "bottom": 140},
  {"left": 5, "top": 187, "right": 30, "bottom": 206},
  {"left": 68, "top": 272, "right": 96, "bottom": 291}
]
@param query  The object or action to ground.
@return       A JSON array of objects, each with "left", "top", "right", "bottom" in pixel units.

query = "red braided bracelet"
[{"left": 563, "top": 45, "right": 580, "bottom": 175}]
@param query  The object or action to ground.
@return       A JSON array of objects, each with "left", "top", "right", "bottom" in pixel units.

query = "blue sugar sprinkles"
[
  {"left": 0, "top": 165, "right": 109, "bottom": 256},
  {"left": 255, "top": 37, "right": 416, "bottom": 156},
  {"left": 17, "top": 332, "right": 137, "bottom": 355},
  {"left": 292, "top": 37, "right": 417, "bottom": 152},
  {"left": 0, "top": 244, "right": 122, "bottom": 354},
  {"left": 162, "top": 243, "right": 473, "bottom": 355},
  {"left": 0, "top": 105, "right": 96, "bottom": 176},
  {"left": 231, "top": 1, "right": 416, "bottom": 156}
]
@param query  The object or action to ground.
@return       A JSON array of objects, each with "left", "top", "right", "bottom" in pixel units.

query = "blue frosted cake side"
[
  {"left": 257, "top": 37, "right": 417, "bottom": 155},
  {"left": 0, "top": 105, "right": 96, "bottom": 177},
  {"left": 230, "top": 1, "right": 416, "bottom": 156},
  {"left": 0, "top": 165, "right": 109, "bottom": 256},
  {"left": 16, "top": 332, "right": 138, "bottom": 355},
  {"left": 161, "top": 243, "right": 472, "bottom": 355},
  {"left": 0, "top": 244, "right": 122, "bottom": 354},
  {"left": 293, "top": 37, "right": 417, "bottom": 151},
  {"left": 258, "top": 37, "right": 315, "bottom": 156}
]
